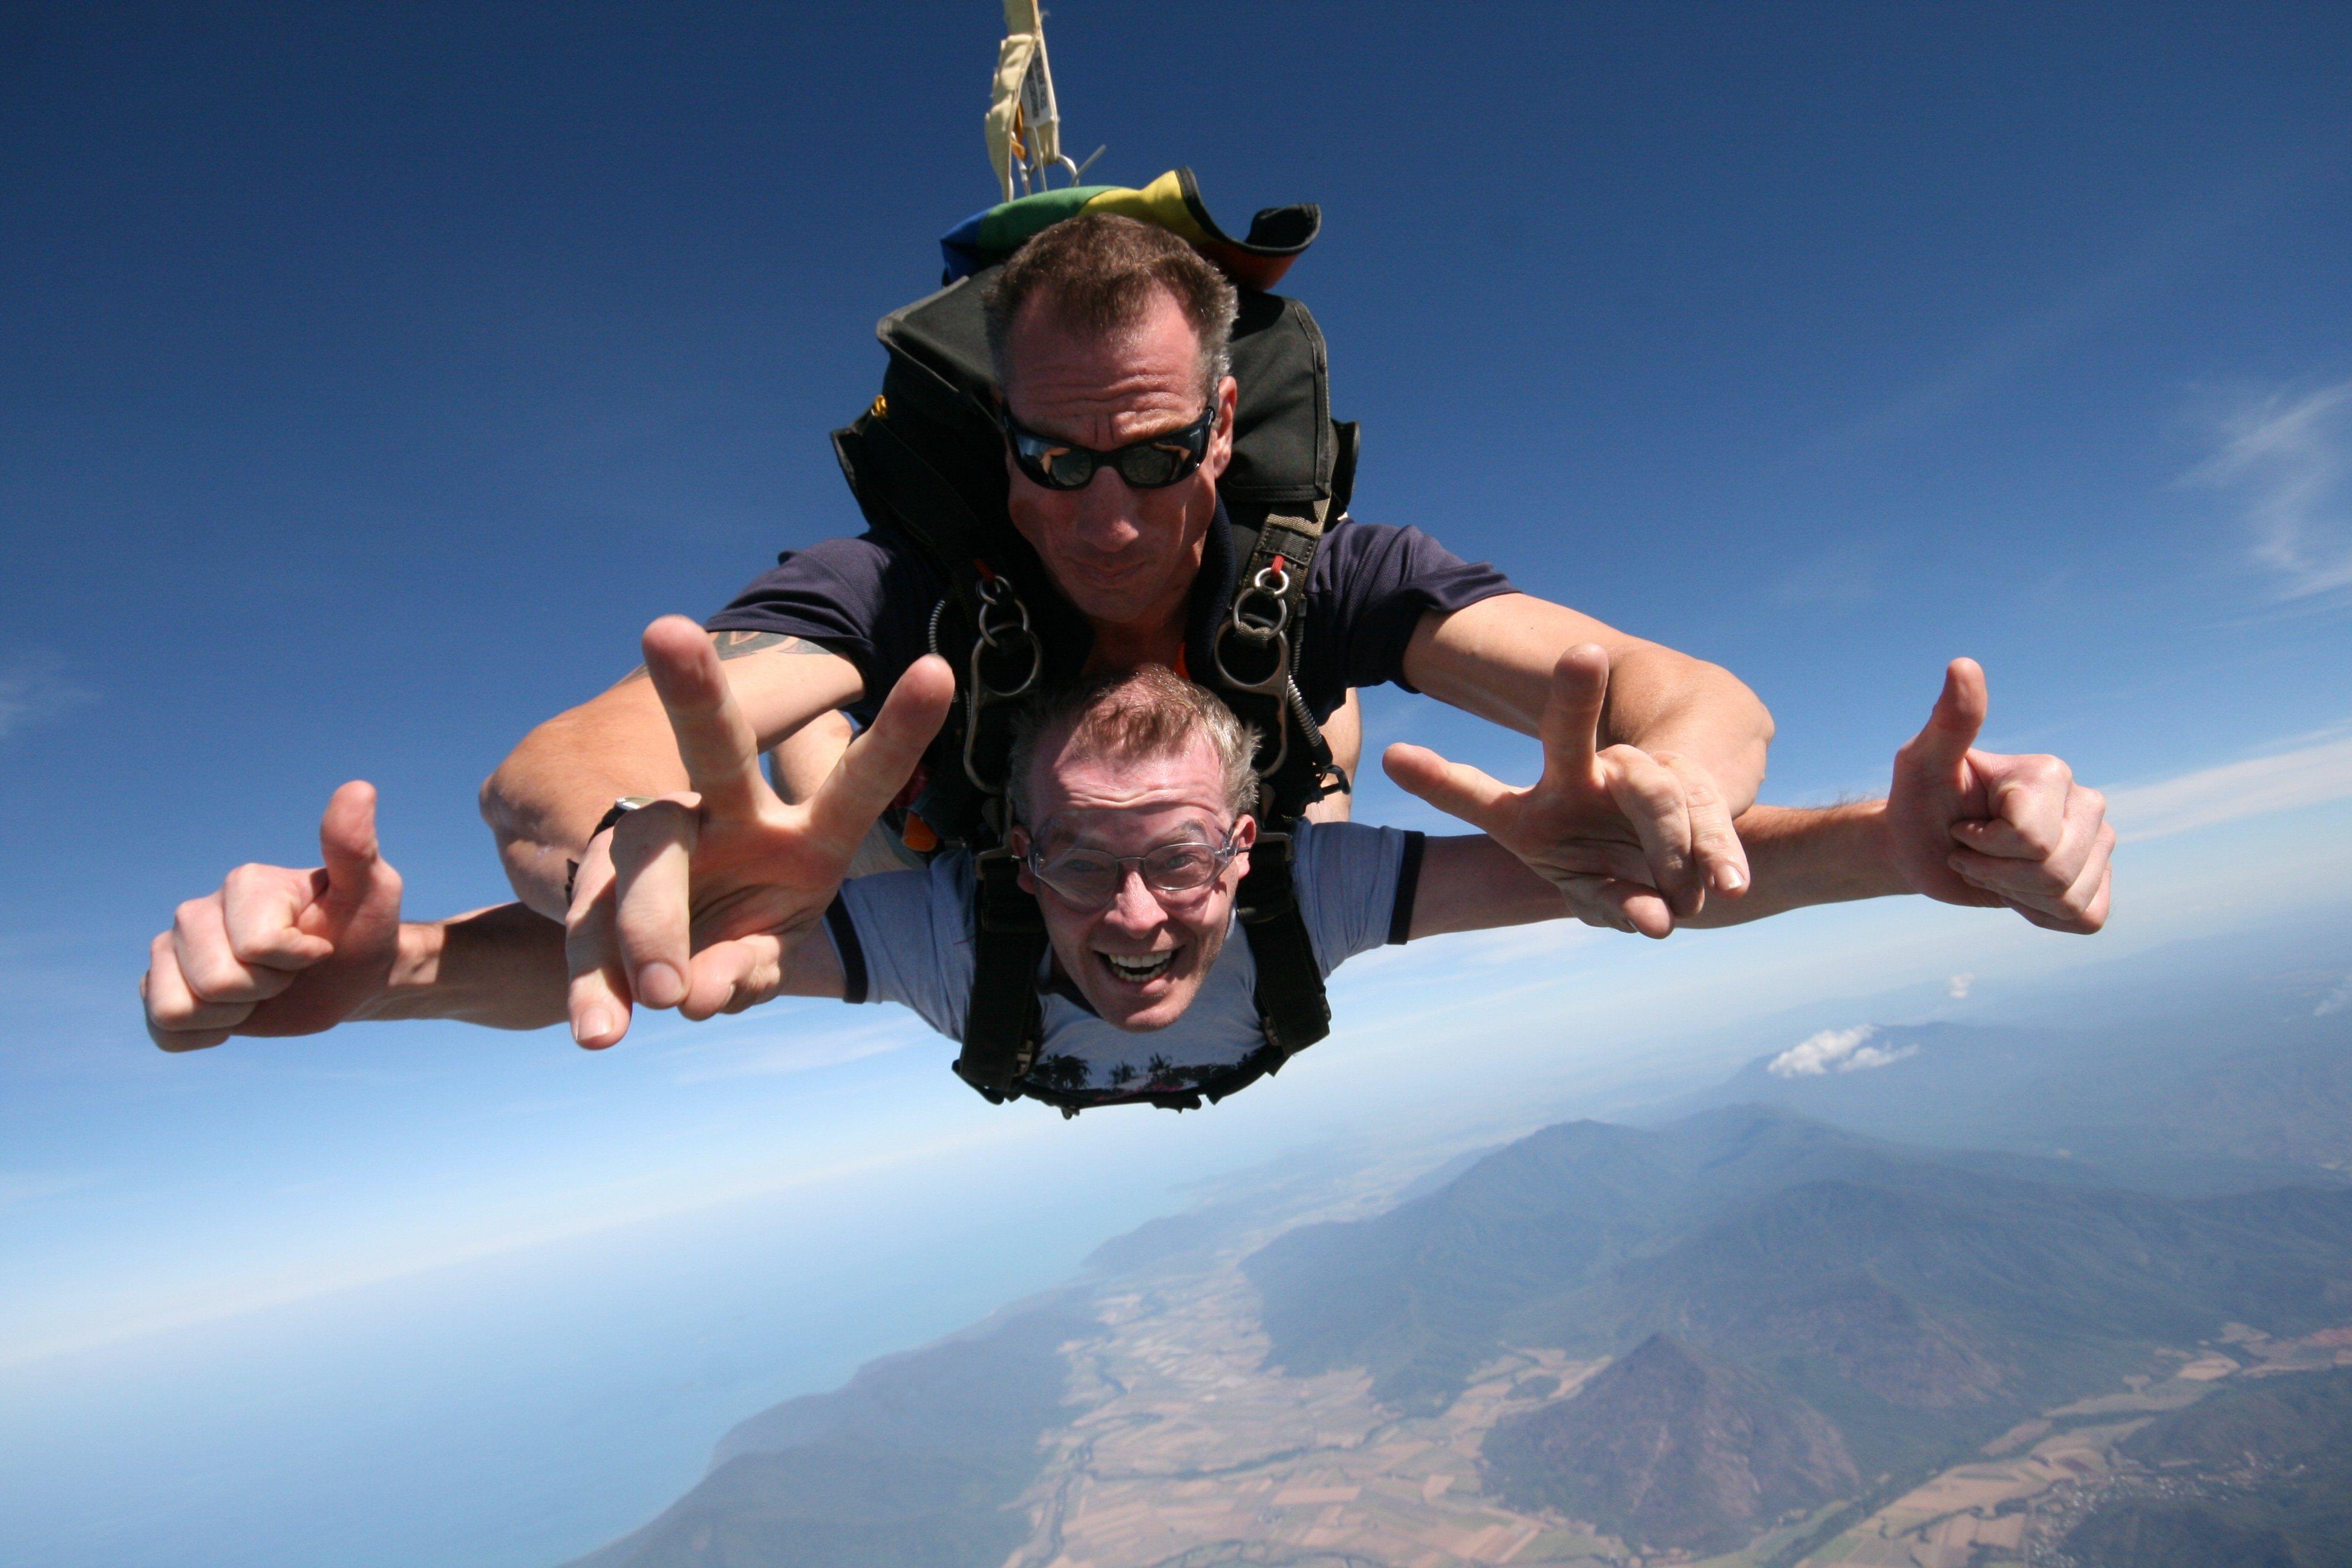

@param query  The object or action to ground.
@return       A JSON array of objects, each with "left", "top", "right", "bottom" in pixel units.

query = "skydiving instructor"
[{"left": 482, "top": 214, "right": 1779, "bottom": 1008}]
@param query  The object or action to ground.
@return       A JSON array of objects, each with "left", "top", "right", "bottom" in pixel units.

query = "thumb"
[
  {"left": 316, "top": 780, "right": 391, "bottom": 916},
  {"left": 1904, "top": 659, "right": 1987, "bottom": 775},
  {"left": 1536, "top": 644, "right": 1608, "bottom": 786}
]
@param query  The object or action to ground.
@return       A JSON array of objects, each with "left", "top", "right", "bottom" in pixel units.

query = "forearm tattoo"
[{"left": 613, "top": 630, "right": 829, "bottom": 685}]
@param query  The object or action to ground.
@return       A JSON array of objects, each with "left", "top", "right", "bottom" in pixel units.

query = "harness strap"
[
  {"left": 1214, "top": 501, "right": 1348, "bottom": 812},
  {"left": 1233, "top": 828, "right": 1332, "bottom": 1056},
  {"left": 955, "top": 851, "right": 1049, "bottom": 1099}
]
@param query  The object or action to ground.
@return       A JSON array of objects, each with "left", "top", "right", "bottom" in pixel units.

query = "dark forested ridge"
[
  {"left": 561, "top": 1302, "right": 1094, "bottom": 1568},
  {"left": 1244, "top": 1108, "right": 2352, "bottom": 1425},
  {"left": 1241, "top": 1106, "right": 2352, "bottom": 1555},
  {"left": 1482, "top": 1332, "right": 1858, "bottom": 1555}
]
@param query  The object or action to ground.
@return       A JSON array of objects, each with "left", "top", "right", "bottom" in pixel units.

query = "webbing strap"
[
  {"left": 1214, "top": 501, "right": 1339, "bottom": 821},
  {"left": 1234, "top": 829, "right": 1331, "bottom": 1056},
  {"left": 1232, "top": 505, "right": 1326, "bottom": 639},
  {"left": 955, "top": 852, "right": 1048, "bottom": 1098}
]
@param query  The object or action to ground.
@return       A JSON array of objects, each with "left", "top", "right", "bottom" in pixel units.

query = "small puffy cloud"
[
  {"left": 0, "top": 652, "right": 93, "bottom": 742},
  {"left": 2318, "top": 974, "right": 2352, "bottom": 1019},
  {"left": 1947, "top": 973, "right": 1976, "bottom": 1001},
  {"left": 1768, "top": 1024, "right": 1920, "bottom": 1079},
  {"left": 2185, "top": 379, "right": 2352, "bottom": 603}
]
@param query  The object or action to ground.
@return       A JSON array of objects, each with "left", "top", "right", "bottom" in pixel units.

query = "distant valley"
[{"left": 560, "top": 985, "right": 2352, "bottom": 1568}]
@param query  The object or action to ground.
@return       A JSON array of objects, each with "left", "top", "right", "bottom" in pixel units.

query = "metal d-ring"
[
  {"left": 1212, "top": 564, "right": 1295, "bottom": 694},
  {"left": 962, "top": 578, "right": 1044, "bottom": 795},
  {"left": 970, "top": 580, "right": 1042, "bottom": 701}
]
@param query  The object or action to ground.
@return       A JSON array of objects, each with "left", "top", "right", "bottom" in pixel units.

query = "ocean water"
[{"left": 0, "top": 1134, "right": 1215, "bottom": 1568}]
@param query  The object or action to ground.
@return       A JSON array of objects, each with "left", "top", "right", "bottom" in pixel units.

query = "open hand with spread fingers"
[
  {"left": 565, "top": 616, "right": 955, "bottom": 1048},
  {"left": 1885, "top": 659, "right": 2113, "bottom": 933},
  {"left": 1380, "top": 645, "right": 1751, "bottom": 936},
  {"left": 142, "top": 782, "right": 405, "bottom": 1050}
]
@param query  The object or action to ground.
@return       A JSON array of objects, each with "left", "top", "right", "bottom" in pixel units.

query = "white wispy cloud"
[
  {"left": 1772, "top": 543, "right": 1884, "bottom": 609},
  {"left": 1767, "top": 1024, "right": 1919, "bottom": 1079},
  {"left": 2318, "top": 973, "right": 2352, "bottom": 1019},
  {"left": 1947, "top": 972, "right": 1975, "bottom": 1000},
  {"left": 0, "top": 1170, "right": 99, "bottom": 1212},
  {"left": 0, "top": 652, "right": 93, "bottom": 742},
  {"left": 661, "top": 1012, "right": 929, "bottom": 1083},
  {"left": 2186, "top": 379, "right": 2352, "bottom": 603},
  {"left": 2104, "top": 731, "right": 2352, "bottom": 843}
]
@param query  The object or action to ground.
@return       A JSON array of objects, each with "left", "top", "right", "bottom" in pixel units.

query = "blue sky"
[{"left": 4, "top": 4, "right": 2351, "bottom": 1564}]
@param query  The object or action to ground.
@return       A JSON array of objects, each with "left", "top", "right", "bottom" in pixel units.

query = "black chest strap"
[
  {"left": 1233, "top": 828, "right": 1331, "bottom": 1057},
  {"left": 953, "top": 850, "right": 1048, "bottom": 1102}
]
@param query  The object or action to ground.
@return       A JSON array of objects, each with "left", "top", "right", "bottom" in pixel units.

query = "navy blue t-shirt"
[{"left": 706, "top": 509, "right": 1513, "bottom": 723}]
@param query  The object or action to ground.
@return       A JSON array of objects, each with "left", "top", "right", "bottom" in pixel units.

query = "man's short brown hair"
[
  {"left": 1007, "top": 665, "right": 1260, "bottom": 832},
  {"left": 984, "top": 213, "right": 1239, "bottom": 400}
]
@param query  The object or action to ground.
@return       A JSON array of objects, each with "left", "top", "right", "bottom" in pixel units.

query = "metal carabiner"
[
  {"left": 962, "top": 578, "right": 1044, "bottom": 795},
  {"left": 973, "top": 575, "right": 1034, "bottom": 652},
  {"left": 1212, "top": 564, "right": 1296, "bottom": 697}
]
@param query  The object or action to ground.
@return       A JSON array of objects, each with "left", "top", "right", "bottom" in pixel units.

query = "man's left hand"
[
  {"left": 1382, "top": 645, "right": 1750, "bottom": 936},
  {"left": 1885, "top": 659, "right": 2113, "bottom": 933}
]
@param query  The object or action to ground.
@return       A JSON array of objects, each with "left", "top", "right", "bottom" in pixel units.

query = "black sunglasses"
[{"left": 999, "top": 403, "right": 1217, "bottom": 492}]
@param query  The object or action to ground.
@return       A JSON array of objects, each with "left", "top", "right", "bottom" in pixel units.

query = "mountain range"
[
  {"left": 1642, "top": 1006, "right": 2352, "bottom": 1195},
  {"left": 1481, "top": 1331, "right": 1859, "bottom": 1555},
  {"left": 555, "top": 959, "right": 2352, "bottom": 1567},
  {"left": 1243, "top": 1104, "right": 2352, "bottom": 1553}
]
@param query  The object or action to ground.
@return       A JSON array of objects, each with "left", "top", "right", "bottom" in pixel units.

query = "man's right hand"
[
  {"left": 142, "top": 782, "right": 405, "bottom": 1050},
  {"left": 564, "top": 616, "right": 954, "bottom": 1048},
  {"left": 1382, "top": 645, "right": 1738, "bottom": 936},
  {"left": 483, "top": 631, "right": 867, "bottom": 918}
]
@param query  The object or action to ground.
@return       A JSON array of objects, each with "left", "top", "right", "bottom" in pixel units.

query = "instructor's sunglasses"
[
  {"left": 999, "top": 404, "right": 1217, "bottom": 491},
  {"left": 1022, "top": 825, "right": 1243, "bottom": 909}
]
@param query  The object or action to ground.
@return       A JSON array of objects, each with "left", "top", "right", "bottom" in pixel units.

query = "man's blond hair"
[{"left": 1007, "top": 666, "right": 1260, "bottom": 829}]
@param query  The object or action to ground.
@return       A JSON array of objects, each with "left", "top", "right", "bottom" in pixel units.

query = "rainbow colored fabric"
[{"left": 939, "top": 167, "right": 1319, "bottom": 292}]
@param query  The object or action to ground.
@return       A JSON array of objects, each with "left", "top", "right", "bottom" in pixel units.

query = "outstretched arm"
[
  {"left": 354, "top": 903, "right": 572, "bottom": 1030},
  {"left": 1395, "top": 658, "right": 2111, "bottom": 941},
  {"left": 1402, "top": 812, "right": 1898, "bottom": 941},
  {"left": 142, "top": 780, "right": 852, "bottom": 1053},
  {"left": 359, "top": 904, "right": 848, "bottom": 1027},
  {"left": 143, "top": 782, "right": 568, "bottom": 1050}
]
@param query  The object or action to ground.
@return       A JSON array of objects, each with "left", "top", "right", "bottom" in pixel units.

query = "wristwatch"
[{"left": 563, "top": 796, "right": 657, "bottom": 906}]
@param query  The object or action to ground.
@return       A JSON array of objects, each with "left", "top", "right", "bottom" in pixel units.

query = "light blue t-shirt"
[{"left": 832, "top": 822, "right": 1419, "bottom": 1108}]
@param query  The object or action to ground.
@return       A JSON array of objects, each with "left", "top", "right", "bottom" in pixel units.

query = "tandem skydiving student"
[{"left": 142, "top": 622, "right": 2112, "bottom": 1115}]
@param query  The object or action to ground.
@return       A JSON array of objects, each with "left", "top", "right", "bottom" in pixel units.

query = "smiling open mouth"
[{"left": 1100, "top": 950, "right": 1177, "bottom": 984}]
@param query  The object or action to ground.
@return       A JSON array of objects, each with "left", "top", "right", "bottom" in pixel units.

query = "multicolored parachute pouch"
[{"left": 939, "top": 166, "right": 1319, "bottom": 291}]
